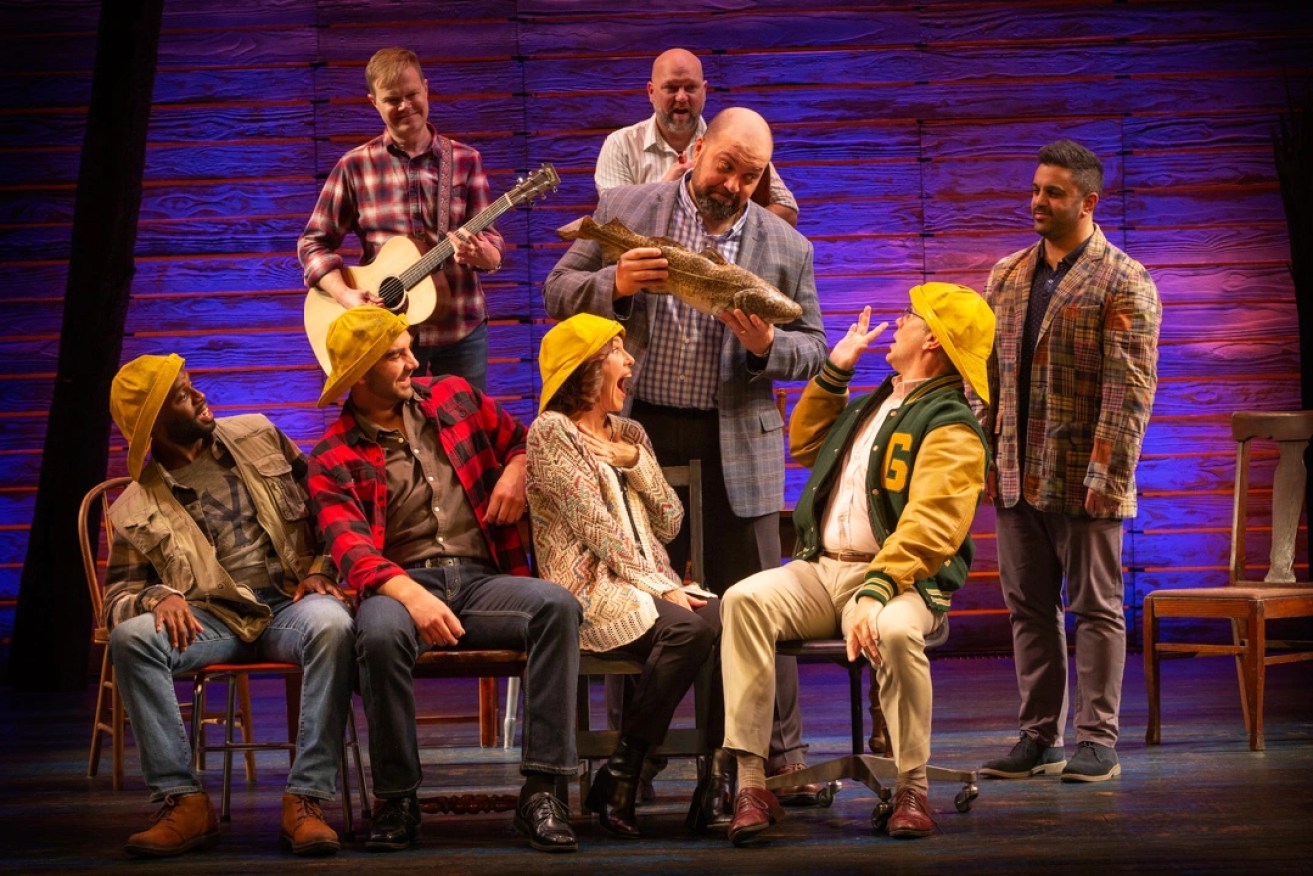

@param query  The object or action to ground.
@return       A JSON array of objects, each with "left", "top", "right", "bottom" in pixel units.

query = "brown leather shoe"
[
  {"left": 125, "top": 792, "right": 219, "bottom": 858},
  {"left": 280, "top": 793, "right": 340, "bottom": 856},
  {"left": 770, "top": 763, "right": 827, "bottom": 807},
  {"left": 888, "top": 787, "right": 935, "bottom": 839},
  {"left": 727, "top": 787, "right": 784, "bottom": 847}
]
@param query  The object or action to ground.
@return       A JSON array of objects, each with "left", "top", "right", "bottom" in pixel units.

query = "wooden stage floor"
[{"left": 2, "top": 653, "right": 1311, "bottom": 874}]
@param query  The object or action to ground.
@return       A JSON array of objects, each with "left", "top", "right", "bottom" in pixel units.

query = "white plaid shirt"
[{"left": 594, "top": 114, "right": 797, "bottom": 211}]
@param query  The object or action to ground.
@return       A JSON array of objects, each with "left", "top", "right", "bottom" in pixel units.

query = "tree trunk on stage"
[{"left": 8, "top": 0, "right": 163, "bottom": 691}]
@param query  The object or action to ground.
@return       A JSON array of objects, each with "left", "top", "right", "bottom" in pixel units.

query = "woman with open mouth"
[{"left": 525, "top": 313, "right": 727, "bottom": 840}]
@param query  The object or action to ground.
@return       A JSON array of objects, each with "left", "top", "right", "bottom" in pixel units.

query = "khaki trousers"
[{"left": 721, "top": 557, "right": 937, "bottom": 789}]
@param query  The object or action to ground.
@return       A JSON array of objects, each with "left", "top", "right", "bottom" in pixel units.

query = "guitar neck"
[{"left": 400, "top": 192, "right": 516, "bottom": 290}]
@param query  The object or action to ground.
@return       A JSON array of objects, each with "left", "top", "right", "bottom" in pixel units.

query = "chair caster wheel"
[
  {"left": 870, "top": 786, "right": 893, "bottom": 834},
  {"left": 817, "top": 781, "right": 839, "bottom": 807},
  {"left": 871, "top": 800, "right": 893, "bottom": 834},
  {"left": 955, "top": 784, "right": 978, "bottom": 813}
]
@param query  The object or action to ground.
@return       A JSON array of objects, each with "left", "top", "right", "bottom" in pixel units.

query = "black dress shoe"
[
  {"left": 513, "top": 791, "right": 577, "bottom": 853},
  {"left": 366, "top": 795, "right": 420, "bottom": 852}
]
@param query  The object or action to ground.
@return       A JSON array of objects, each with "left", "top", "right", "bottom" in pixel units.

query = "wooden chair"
[
  {"left": 1144, "top": 410, "right": 1313, "bottom": 751},
  {"left": 411, "top": 648, "right": 527, "bottom": 814},
  {"left": 191, "top": 662, "right": 367, "bottom": 835},
  {"left": 502, "top": 460, "right": 705, "bottom": 750},
  {"left": 82, "top": 476, "right": 135, "bottom": 790},
  {"left": 81, "top": 477, "right": 366, "bottom": 833},
  {"left": 409, "top": 461, "right": 712, "bottom": 815},
  {"left": 83, "top": 476, "right": 268, "bottom": 788},
  {"left": 571, "top": 460, "right": 714, "bottom": 804}
]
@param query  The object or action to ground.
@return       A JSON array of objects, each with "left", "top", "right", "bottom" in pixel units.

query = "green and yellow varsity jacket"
[{"left": 788, "top": 360, "right": 989, "bottom": 612}]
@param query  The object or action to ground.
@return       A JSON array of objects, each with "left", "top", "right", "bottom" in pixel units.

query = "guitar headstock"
[{"left": 507, "top": 163, "right": 560, "bottom": 206}]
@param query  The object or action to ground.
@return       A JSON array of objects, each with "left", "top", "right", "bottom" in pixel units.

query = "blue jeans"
[
  {"left": 354, "top": 562, "right": 582, "bottom": 798},
  {"left": 411, "top": 320, "right": 487, "bottom": 390},
  {"left": 109, "top": 593, "right": 355, "bottom": 802}
]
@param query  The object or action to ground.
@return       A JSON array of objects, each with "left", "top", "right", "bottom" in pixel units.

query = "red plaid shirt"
[
  {"left": 307, "top": 377, "right": 530, "bottom": 595},
  {"left": 297, "top": 125, "right": 504, "bottom": 347}
]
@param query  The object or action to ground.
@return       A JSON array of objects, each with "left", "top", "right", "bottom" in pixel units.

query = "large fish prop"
[{"left": 557, "top": 216, "right": 804, "bottom": 324}]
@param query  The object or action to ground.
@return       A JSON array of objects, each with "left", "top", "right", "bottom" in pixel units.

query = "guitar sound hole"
[{"left": 378, "top": 277, "right": 407, "bottom": 312}]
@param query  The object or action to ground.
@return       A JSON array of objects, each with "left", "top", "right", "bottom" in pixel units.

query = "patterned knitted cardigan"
[{"left": 525, "top": 411, "right": 684, "bottom": 652}]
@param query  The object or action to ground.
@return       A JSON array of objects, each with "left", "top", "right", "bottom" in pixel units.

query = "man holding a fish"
[{"left": 545, "top": 105, "right": 828, "bottom": 806}]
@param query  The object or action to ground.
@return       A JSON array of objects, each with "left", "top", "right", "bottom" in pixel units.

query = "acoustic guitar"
[{"left": 303, "top": 163, "right": 559, "bottom": 372}]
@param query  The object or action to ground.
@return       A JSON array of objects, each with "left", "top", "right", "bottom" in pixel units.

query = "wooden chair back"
[
  {"left": 1229, "top": 410, "right": 1313, "bottom": 586},
  {"left": 78, "top": 476, "right": 132, "bottom": 790}
]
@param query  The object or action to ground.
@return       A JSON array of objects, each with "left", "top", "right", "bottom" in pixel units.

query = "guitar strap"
[{"left": 435, "top": 134, "right": 454, "bottom": 236}]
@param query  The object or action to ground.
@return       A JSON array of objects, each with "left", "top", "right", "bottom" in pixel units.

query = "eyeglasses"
[{"left": 901, "top": 306, "right": 926, "bottom": 322}]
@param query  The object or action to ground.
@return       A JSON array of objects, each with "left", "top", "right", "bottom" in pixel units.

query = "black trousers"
[
  {"left": 602, "top": 598, "right": 722, "bottom": 748},
  {"left": 620, "top": 399, "right": 807, "bottom": 767}
]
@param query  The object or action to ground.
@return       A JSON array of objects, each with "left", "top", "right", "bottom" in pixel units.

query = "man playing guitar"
[{"left": 298, "top": 46, "right": 504, "bottom": 389}]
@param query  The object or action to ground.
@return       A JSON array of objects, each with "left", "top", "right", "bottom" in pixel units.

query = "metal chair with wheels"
[{"left": 770, "top": 618, "right": 979, "bottom": 832}]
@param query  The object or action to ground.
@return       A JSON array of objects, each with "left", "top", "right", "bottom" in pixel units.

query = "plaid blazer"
[
  {"left": 982, "top": 226, "right": 1161, "bottom": 518},
  {"left": 543, "top": 180, "right": 827, "bottom": 517}
]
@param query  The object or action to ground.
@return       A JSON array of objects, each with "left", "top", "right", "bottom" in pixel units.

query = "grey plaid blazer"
[{"left": 543, "top": 180, "right": 826, "bottom": 517}]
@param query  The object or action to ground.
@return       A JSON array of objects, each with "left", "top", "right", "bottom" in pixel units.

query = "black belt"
[
  {"left": 414, "top": 555, "right": 483, "bottom": 569},
  {"left": 820, "top": 549, "right": 876, "bottom": 563}
]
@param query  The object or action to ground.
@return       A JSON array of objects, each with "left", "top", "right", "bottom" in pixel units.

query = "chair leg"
[
  {"left": 576, "top": 675, "right": 593, "bottom": 815},
  {"left": 283, "top": 672, "right": 303, "bottom": 771},
  {"left": 1230, "top": 616, "right": 1253, "bottom": 741},
  {"left": 222, "top": 676, "right": 238, "bottom": 822},
  {"left": 236, "top": 674, "right": 258, "bottom": 782},
  {"left": 1144, "top": 599, "right": 1161, "bottom": 745},
  {"left": 503, "top": 676, "right": 520, "bottom": 750},
  {"left": 192, "top": 675, "right": 206, "bottom": 772},
  {"left": 88, "top": 649, "right": 110, "bottom": 778},
  {"left": 338, "top": 709, "right": 355, "bottom": 841},
  {"left": 346, "top": 709, "right": 372, "bottom": 835},
  {"left": 478, "top": 677, "right": 498, "bottom": 747},
  {"left": 1245, "top": 609, "right": 1267, "bottom": 751},
  {"left": 111, "top": 673, "right": 125, "bottom": 792}
]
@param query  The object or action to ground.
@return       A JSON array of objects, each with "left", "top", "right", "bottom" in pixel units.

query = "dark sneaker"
[
  {"left": 980, "top": 735, "right": 1067, "bottom": 779},
  {"left": 1061, "top": 741, "right": 1121, "bottom": 783}
]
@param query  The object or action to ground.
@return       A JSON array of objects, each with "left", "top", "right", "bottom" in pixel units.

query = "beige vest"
[{"left": 108, "top": 415, "right": 318, "bottom": 642}]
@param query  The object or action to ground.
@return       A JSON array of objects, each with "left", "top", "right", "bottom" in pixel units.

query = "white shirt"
[
  {"left": 819, "top": 377, "right": 929, "bottom": 556},
  {"left": 594, "top": 114, "right": 798, "bottom": 211}
]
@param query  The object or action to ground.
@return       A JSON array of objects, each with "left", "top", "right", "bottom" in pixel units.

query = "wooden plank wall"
[{"left": 2, "top": 0, "right": 1311, "bottom": 660}]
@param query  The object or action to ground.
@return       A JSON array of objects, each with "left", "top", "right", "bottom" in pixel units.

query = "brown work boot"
[
  {"left": 280, "top": 793, "right": 340, "bottom": 855},
  {"left": 887, "top": 786, "right": 935, "bottom": 839},
  {"left": 125, "top": 792, "right": 219, "bottom": 858}
]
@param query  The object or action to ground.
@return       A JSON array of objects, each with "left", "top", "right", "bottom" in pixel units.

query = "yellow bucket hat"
[
  {"left": 317, "top": 306, "right": 409, "bottom": 407},
  {"left": 110, "top": 353, "right": 185, "bottom": 481},
  {"left": 538, "top": 313, "right": 625, "bottom": 414},
  {"left": 909, "top": 282, "right": 996, "bottom": 404}
]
